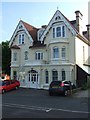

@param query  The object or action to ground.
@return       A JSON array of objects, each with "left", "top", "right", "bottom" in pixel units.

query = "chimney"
[
  {"left": 86, "top": 24, "right": 90, "bottom": 41},
  {"left": 75, "top": 10, "right": 83, "bottom": 34}
]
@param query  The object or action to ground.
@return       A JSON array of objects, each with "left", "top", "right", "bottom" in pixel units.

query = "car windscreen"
[{"left": 50, "top": 81, "right": 62, "bottom": 86}]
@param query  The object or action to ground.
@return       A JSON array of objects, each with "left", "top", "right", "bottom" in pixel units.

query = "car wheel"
[
  {"left": 2, "top": 89, "right": 5, "bottom": 94},
  {"left": 15, "top": 86, "right": 19, "bottom": 90},
  {"left": 64, "top": 90, "right": 68, "bottom": 96}
]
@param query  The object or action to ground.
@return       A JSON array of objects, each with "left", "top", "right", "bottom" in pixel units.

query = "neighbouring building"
[{"left": 9, "top": 10, "right": 90, "bottom": 89}]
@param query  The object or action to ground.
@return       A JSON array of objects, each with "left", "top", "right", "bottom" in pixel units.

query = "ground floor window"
[
  {"left": 52, "top": 70, "right": 58, "bottom": 81},
  {"left": 28, "top": 70, "right": 38, "bottom": 83},
  {"left": 45, "top": 70, "right": 49, "bottom": 84},
  {"left": 62, "top": 69, "right": 66, "bottom": 80},
  {"left": 13, "top": 71, "right": 17, "bottom": 79}
]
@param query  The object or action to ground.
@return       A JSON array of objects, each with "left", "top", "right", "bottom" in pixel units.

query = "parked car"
[
  {"left": 0, "top": 80, "right": 20, "bottom": 94},
  {"left": 49, "top": 80, "right": 76, "bottom": 96}
]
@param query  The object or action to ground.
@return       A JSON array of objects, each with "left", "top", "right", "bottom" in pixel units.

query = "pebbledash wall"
[{"left": 9, "top": 10, "right": 90, "bottom": 89}]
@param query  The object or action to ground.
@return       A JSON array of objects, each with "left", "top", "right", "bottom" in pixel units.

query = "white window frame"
[
  {"left": 53, "top": 47, "right": 59, "bottom": 59},
  {"left": 62, "top": 47, "right": 66, "bottom": 60},
  {"left": 35, "top": 52, "right": 43, "bottom": 60},
  {"left": 13, "top": 52, "right": 17, "bottom": 61},
  {"left": 19, "top": 33, "right": 25, "bottom": 45},
  {"left": 52, "top": 25, "right": 66, "bottom": 38}
]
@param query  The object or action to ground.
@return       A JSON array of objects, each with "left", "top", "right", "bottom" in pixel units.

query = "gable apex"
[
  {"left": 9, "top": 20, "right": 38, "bottom": 47},
  {"left": 40, "top": 10, "right": 77, "bottom": 42}
]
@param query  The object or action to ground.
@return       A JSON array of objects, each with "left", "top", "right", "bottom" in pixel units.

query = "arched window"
[
  {"left": 52, "top": 69, "right": 58, "bottom": 81},
  {"left": 62, "top": 69, "right": 66, "bottom": 80},
  {"left": 45, "top": 70, "right": 49, "bottom": 84}
]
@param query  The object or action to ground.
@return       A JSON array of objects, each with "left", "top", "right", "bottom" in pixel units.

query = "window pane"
[
  {"left": 52, "top": 70, "right": 58, "bottom": 81},
  {"left": 45, "top": 70, "right": 49, "bottom": 84},
  {"left": 22, "top": 34, "right": 24, "bottom": 44},
  {"left": 38, "top": 53, "right": 40, "bottom": 60},
  {"left": 53, "top": 28, "right": 55, "bottom": 38},
  {"left": 62, "top": 26, "right": 65, "bottom": 37},
  {"left": 62, "top": 70, "right": 66, "bottom": 80},
  {"left": 56, "top": 27, "right": 61, "bottom": 37},
  {"left": 41, "top": 53, "right": 43, "bottom": 59},
  {"left": 62, "top": 47, "right": 66, "bottom": 59},
  {"left": 53, "top": 47, "right": 59, "bottom": 58},
  {"left": 13, "top": 52, "right": 17, "bottom": 61},
  {"left": 19, "top": 35, "right": 21, "bottom": 44}
]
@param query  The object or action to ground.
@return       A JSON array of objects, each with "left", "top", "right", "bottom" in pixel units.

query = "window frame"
[
  {"left": 62, "top": 47, "right": 66, "bottom": 60},
  {"left": 52, "top": 70, "right": 58, "bottom": 81},
  {"left": 61, "top": 69, "right": 66, "bottom": 80},
  {"left": 53, "top": 47, "right": 59, "bottom": 59},
  {"left": 13, "top": 52, "right": 17, "bottom": 61},
  {"left": 35, "top": 52, "right": 43, "bottom": 60},
  {"left": 18, "top": 33, "right": 25, "bottom": 45},
  {"left": 52, "top": 25, "right": 66, "bottom": 38}
]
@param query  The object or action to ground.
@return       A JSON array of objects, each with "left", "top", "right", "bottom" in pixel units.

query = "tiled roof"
[
  {"left": 29, "top": 41, "right": 46, "bottom": 48},
  {"left": 11, "top": 45, "right": 20, "bottom": 49},
  {"left": 21, "top": 20, "right": 38, "bottom": 42}
]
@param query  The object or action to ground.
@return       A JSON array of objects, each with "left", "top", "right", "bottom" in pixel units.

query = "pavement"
[{"left": 72, "top": 89, "right": 90, "bottom": 98}]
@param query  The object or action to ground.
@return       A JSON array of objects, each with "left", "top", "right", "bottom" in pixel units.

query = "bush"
[{"left": 81, "top": 83, "right": 88, "bottom": 90}]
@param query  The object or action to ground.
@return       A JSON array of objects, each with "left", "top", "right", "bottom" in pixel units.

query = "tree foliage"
[{"left": 2, "top": 41, "right": 11, "bottom": 75}]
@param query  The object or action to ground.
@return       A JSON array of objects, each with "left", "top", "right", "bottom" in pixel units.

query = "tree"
[{"left": 2, "top": 41, "right": 11, "bottom": 75}]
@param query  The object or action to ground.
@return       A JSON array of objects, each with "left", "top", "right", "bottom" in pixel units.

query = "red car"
[{"left": 0, "top": 80, "right": 20, "bottom": 94}]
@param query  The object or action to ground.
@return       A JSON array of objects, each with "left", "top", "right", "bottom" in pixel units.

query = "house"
[{"left": 9, "top": 10, "right": 90, "bottom": 89}]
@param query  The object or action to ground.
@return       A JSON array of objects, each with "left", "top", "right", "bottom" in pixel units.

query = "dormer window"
[{"left": 19, "top": 34, "right": 25, "bottom": 45}]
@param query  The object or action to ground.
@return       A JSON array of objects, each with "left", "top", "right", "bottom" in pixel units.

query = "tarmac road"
[{"left": 1, "top": 88, "right": 90, "bottom": 119}]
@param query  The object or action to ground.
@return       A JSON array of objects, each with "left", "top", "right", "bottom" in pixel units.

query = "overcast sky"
[{"left": 1, "top": 0, "right": 89, "bottom": 42}]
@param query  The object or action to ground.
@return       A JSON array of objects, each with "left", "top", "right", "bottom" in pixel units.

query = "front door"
[{"left": 28, "top": 70, "right": 39, "bottom": 88}]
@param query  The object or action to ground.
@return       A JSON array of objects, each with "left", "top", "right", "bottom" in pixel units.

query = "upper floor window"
[
  {"left": 53, "top": 47, "right": 59, "bottom": 59},
  {"left": 56, "top": 27, "right": 61, "bottom": 37},
  {"left": 62, "top": 26, "right": 65, "bottom": 37},
  {"left": 35, "top": 52, "right": 43, "bottom": 60},
  {"left": 19, "top": 34, "right": 25, "bottom": 45},
  {"left": 62, "top": 47, "right": 66, "bottom": 60},
  {"left": 52, "top": 25, "right": 66, "bottom": 38},
  {"left": 13, "top": 52, "right": 17, "bottom": 61},
  {"left": 25, "top": 51, "right": 28, "bottom": 60}
]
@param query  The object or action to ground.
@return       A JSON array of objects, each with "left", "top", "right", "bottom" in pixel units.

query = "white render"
[{"left": 9, "top": 10, "right": 90, "bottom": 89}]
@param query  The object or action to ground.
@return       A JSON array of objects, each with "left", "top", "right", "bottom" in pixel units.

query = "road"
[{"left": 1, "top": 88, "right": 89, "bottom": 118}]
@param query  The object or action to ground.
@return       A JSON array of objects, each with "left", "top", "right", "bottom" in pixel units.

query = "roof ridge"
[{"left": 21, "top": 20, "right": 38, "bottom": 29}]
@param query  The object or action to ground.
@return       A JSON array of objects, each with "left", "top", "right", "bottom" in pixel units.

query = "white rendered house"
[{"left": 9, "top": 10, "right": 90, "bottom": 89}]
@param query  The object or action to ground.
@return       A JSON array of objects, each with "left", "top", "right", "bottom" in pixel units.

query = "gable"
[
  {"left": 40, "top": 10, "right": 77, "bottom": 42},
  {"left": 9, "top": 20, "right": 38, "bottom": 47}
]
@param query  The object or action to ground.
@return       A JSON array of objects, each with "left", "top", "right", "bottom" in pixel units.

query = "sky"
[{"left": 0, "top": 0, "right": 90, "bottom": 43}]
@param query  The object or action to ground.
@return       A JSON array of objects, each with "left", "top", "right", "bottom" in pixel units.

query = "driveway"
[{"left": 72, "top": 89, "right": 90, "bottom": 98}]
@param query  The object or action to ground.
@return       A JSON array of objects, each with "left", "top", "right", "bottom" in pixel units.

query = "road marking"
[{"left": 2, "top": 103, "right": 90, "bottom": 114}]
